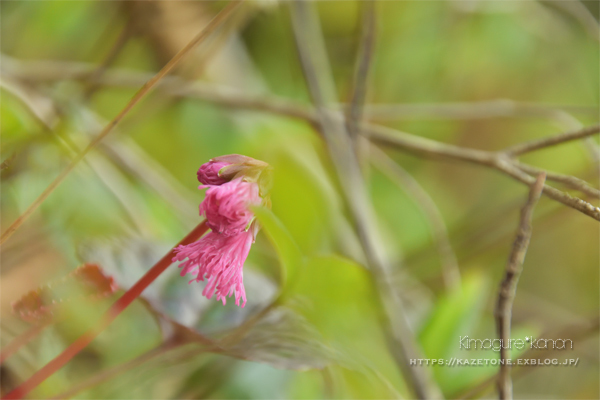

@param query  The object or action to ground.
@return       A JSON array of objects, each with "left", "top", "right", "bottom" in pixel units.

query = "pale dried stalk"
[
  {"left": 370, "top": 145, "right": 461, "bottom": 290},
  {"left": 503, "top": 124, "right": 600, "bottom": 156},
  {"left": 512, "top": 161, "right": 600, "bottom": 199},
  {"left": 494, "top": 173, "right": 546, "bottom": 400},
  {"left": 3, "top": 57, "right": 598, "bottom": 221},
  {"left": 290, "top": 2, "right": 442, "bottom": 398}
]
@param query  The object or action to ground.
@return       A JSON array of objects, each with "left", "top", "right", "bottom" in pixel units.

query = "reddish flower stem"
[
  {"left": 3, "top": 221, "right": 209, "bottom": 400},
  {"left": 0, "top": 323, "right": 50, "bottom": 365}
]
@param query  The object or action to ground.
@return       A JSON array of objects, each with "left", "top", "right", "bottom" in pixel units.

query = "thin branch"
[
  {"left": 0, "top": 0, "right": 243, "bottom": 245},
  {"left": 502, "top": 124, "right": 600, "bottom": 156},
  {"left": 513, "top": 161, "right": 600, "bottom": 200},
  {"left": 289, "top": 2, "right": 442, "bottom": 398},
  {"left": 494, "top": 173, "right": 546, "bottom": 400},
  {"left": 3, "top": 221, "right": 209, "bottom": 400},
  {"left": 8, "top": 57, "right": 600, "bottom": 118},
  {"left": 3, "top": 57, "right": 598, "bottom": 221},
  {"left": 369, "top": 126, "right": 600, "bottom": 221},
  {"left": 364, "top": 100, "right": 599, "bottom": 120},
  {"left": 346, "top": 0, "right": 376, "bottom": 145},
  {"left": 370, "top": 145, "right": 461, "bottom": 290},
  {"left": 6, "top": 58, "right": 598, "bottom": 119}
]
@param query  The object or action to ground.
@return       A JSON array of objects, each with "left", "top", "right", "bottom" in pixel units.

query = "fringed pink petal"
[
  {"left": 173, "top": 230, "right": 254, "bottom": 307},
  {"left": 199, "top": 178, "right": 261, "bottom": 236}
]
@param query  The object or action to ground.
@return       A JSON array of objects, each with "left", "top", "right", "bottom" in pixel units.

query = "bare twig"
[
  {"left": 6, "top": 59, "right": 597, "bottom": 119},
  {"left": 494, "top": 173, "right": 546, "bottom": 400},
  {"left": 289, "top": 2, "right": 442, "bottom": 398},
  {"left": 364, "top": 100, "right": 599, "bottom": 120},
  {"left": 346, "top": 0, "right": 376, "bottom": 146},
  {"left": 369, "top": 126, "right": 600, "bottom": 221},
  {"left": 3, "top": 57, "right": 598, "bottom": 221},
  {"left": 502, "top": 124, "right": 600, "bottom": 156},
  {"left": 0, "top": 0, "right": 244, "bottom": 245},
  {"left": 513, "top": 161, "right": 600, "bottom": 200},
  {"left": 370, "top": 145, "right": 461, "bottom": 290},
  {"left": 7, "top": 58, "right": 599, "bottom": 118}
]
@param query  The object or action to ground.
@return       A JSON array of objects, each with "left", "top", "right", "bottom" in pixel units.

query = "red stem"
[
  {"left": 3, "top": 221, "right": 209, "bottom": 400},
  {"left": 0, "top": 323, "right": 49, "bottom": 365}
]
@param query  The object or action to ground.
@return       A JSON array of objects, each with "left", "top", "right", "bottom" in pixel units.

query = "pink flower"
[
  {"left": 173, "top": 230, "right": 254, "bottom": 307},
  {"left": 200, "top": 178, "right": 261, "bottom": 236},
  {"left": 175, "top": 155, "right": 271, "bottom": 308},
  {"left": 197, "top": 161, "right": 231, "bottom": 186}
]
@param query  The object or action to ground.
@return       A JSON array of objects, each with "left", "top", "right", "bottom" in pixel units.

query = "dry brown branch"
[
  {"left": 6, "top": 58, "right": 597, "bottom": 119},
  {"left": 3, "top": 57, "right": 599, "bottom": 221},
  {"left": 6, "top": 58, "right": 598, "bottom": 119},
  {"left": 346, "top": 0, "right": 376, "bottom": 146},
  {"left": 513, "top": 161, "right": 600, "bottom": 200},
  {"left": 494, "top": 173, "right": 546, "bottom": 400},
  {"left": 369, "top": 126, "right": 600, "bottom": 221},
  {"left": 502, "top": 124, "right": 600, "bottom": 156},
  {"left": 0, "top": 0, "right": 244, "bottom": 245},
  {"left": 370, "top": 145, "right": 461, "bottom": 290},
  {"left": 290, "top": 2, "right": 442, "bottom": 398},
  {"left": 363, "top": 100, "right": 599, "bottom": 120}
]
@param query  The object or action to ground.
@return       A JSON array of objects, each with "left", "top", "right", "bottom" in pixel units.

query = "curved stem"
[{"left": 3, "top": 221, "right": 209, "bottom": 400}]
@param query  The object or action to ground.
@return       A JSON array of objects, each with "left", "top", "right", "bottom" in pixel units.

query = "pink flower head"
[
  {"left": 173, "top": 229, "right": 254, "bottom": 307},
  {"left": 197, "top": 160, "right": 230, "bottom": 186},
  {"left": 200, "top": 178, "right": 261, "bottom": 236},
  {"left": 176, "top": 154, "right": 271, "bottom": 308}
]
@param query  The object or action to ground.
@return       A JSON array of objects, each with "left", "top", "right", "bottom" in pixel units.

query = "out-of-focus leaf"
[
  {"left": 419, "top": 272, "right": 489, "bottom": 359},
  {"left": 252, "top": 206, "right": 303, "bottom": 285},
  {"left": 231, "top": 307, "right": 336, "bottom": 371},
  {"left": 287, "top": 254, "right": 408, "bottom": 397},
  {"left": 418, "top": 272, "right": 489, "bottom": 394}
]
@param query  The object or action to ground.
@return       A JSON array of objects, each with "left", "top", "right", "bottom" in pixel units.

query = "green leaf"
[
  {"left": 419, "top": 272, "right": 489, "bottom": 360},
  {"left": 252, "top": 206, "right": 303, "bottom": 285}
]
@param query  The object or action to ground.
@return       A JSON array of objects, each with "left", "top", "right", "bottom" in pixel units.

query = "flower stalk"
[{"left": 3, "top": 221, "right": 209, "bottom": 400}]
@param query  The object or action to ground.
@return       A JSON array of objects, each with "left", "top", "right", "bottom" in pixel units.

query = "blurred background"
[{"left": 1, "top": 1, "right": 598, "bottom": 399}]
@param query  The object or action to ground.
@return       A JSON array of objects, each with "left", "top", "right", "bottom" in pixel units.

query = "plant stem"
[
  {"left": 3, "top": 221, "right": 209, "bottom": 400},
  {"left": 0, "top": 323, "right": 49, "bottom": 365},
  {"left": 494, "top": 174, "right": 545, "bottom": 400}
]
